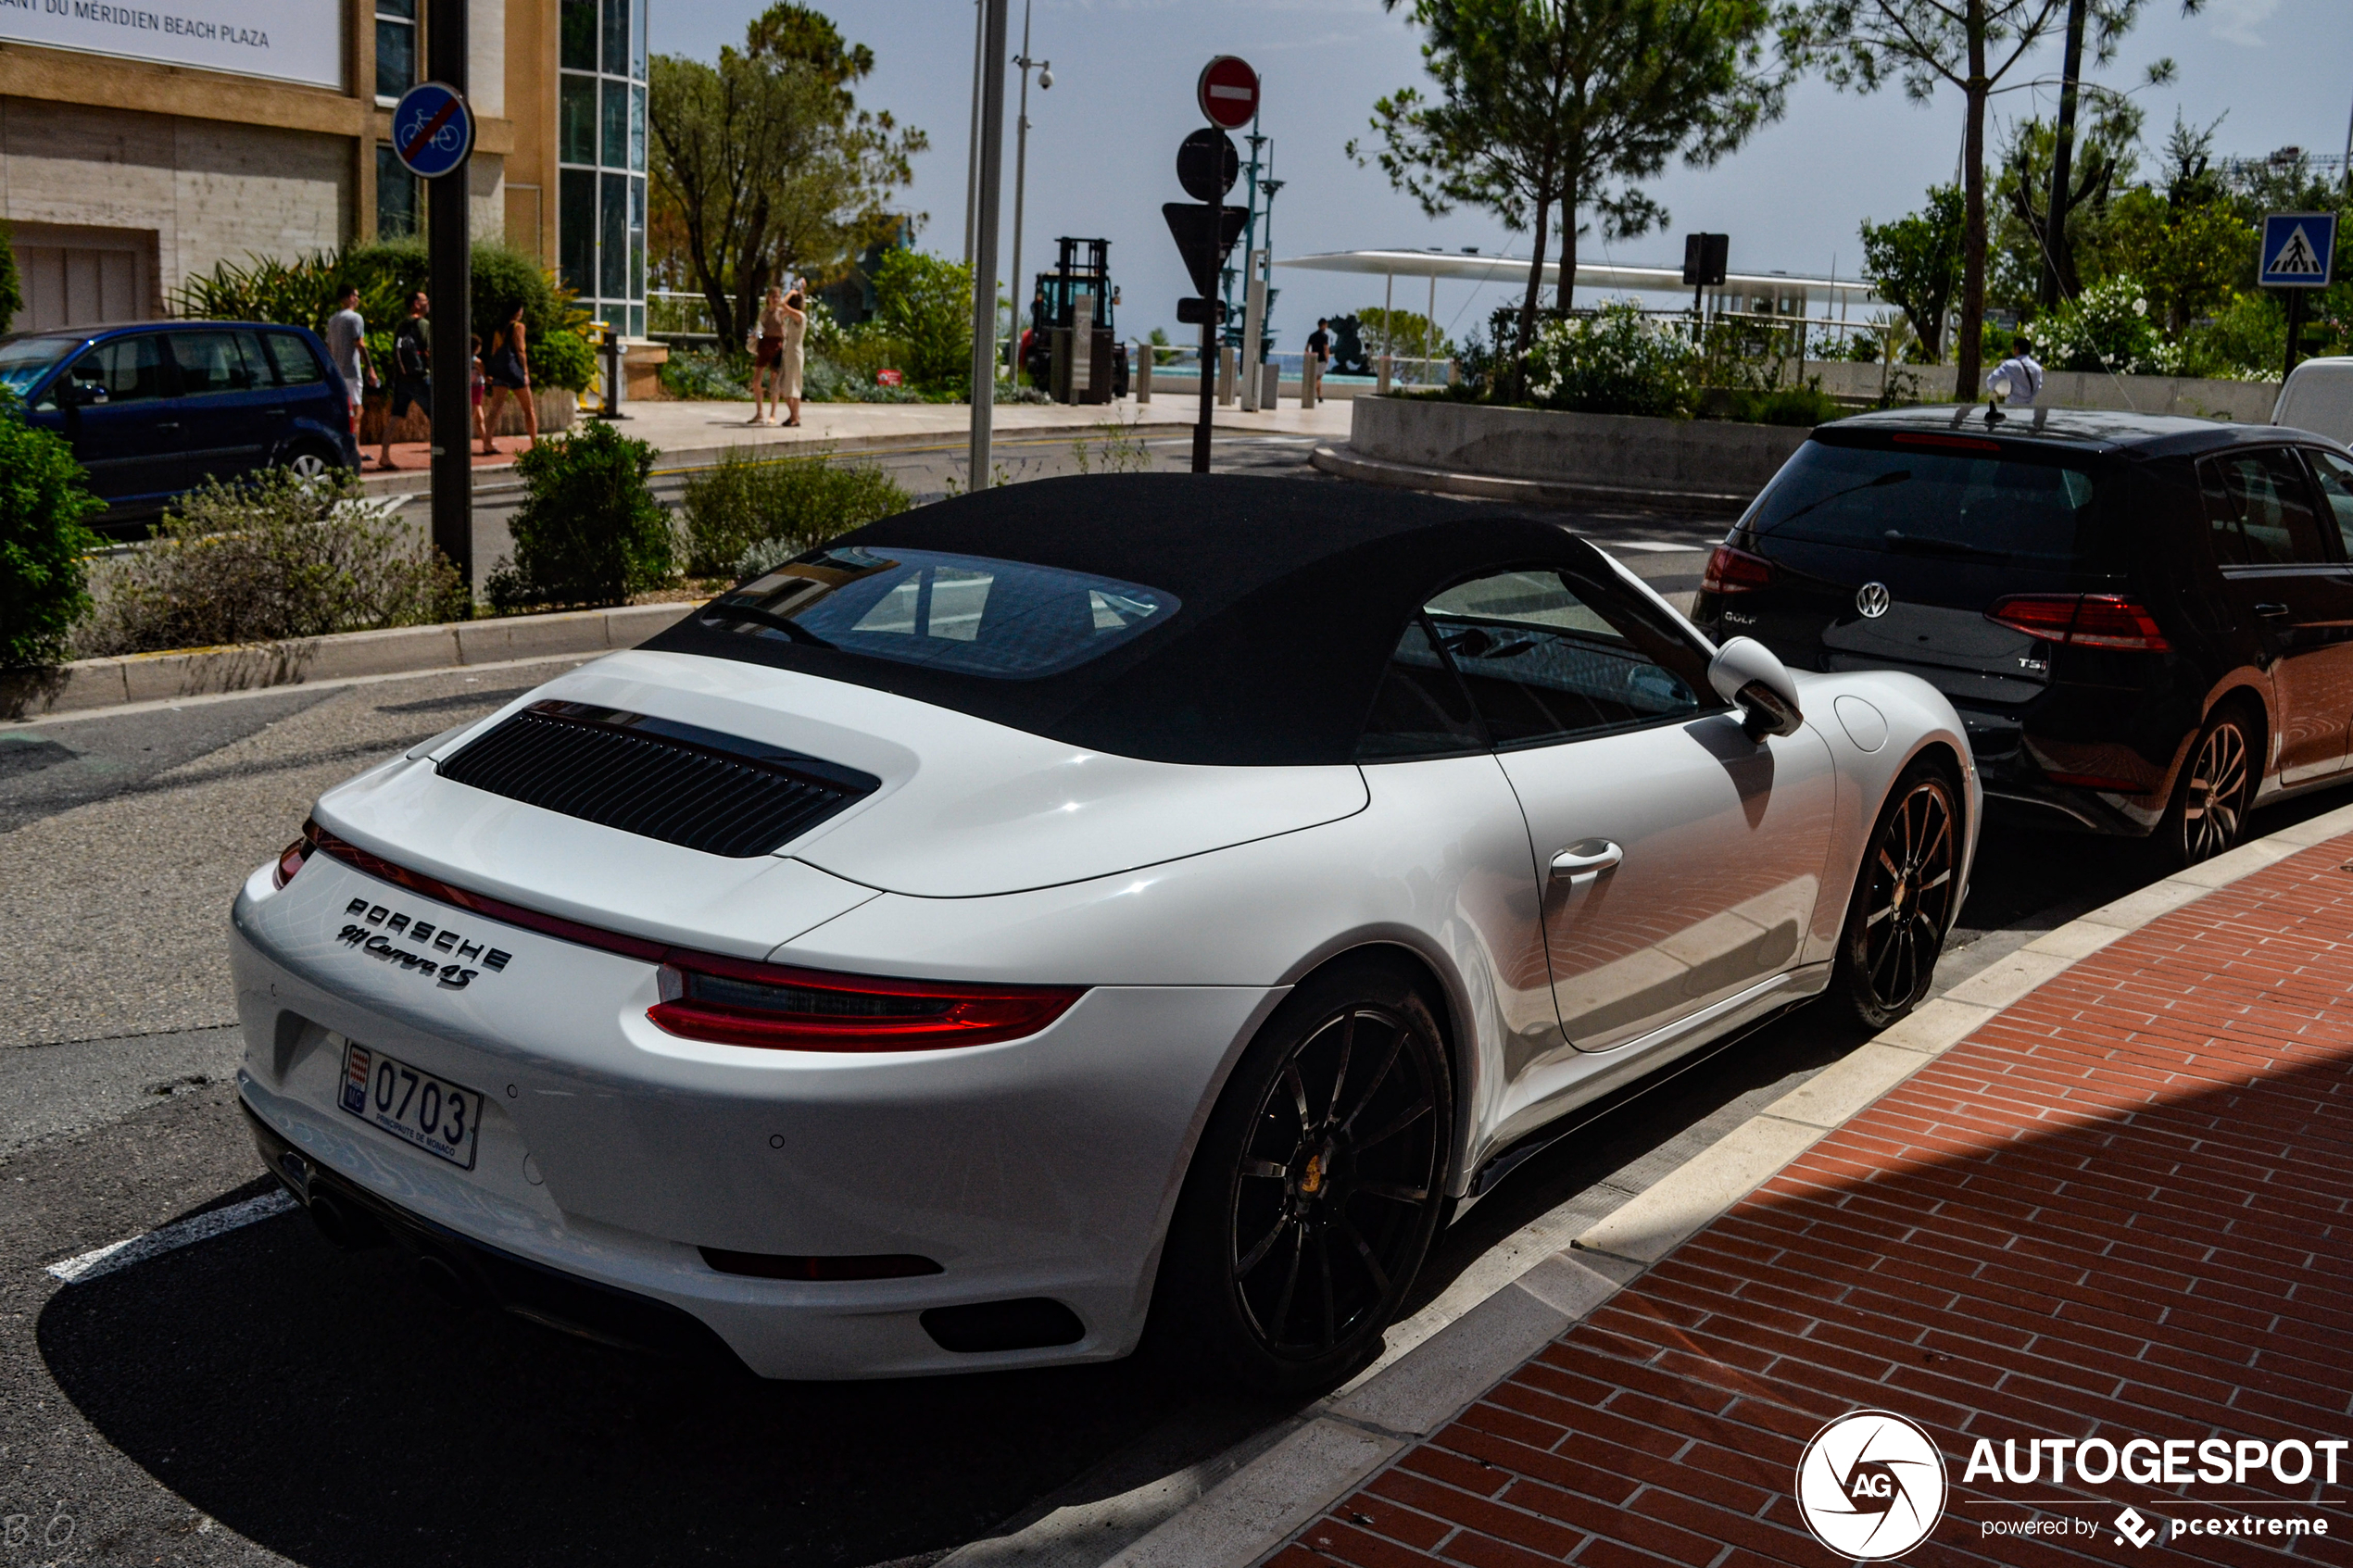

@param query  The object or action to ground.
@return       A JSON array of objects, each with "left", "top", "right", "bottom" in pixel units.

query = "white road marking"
[
  {"left": 1604, "top": 540, "right": 1699, "bottom": 552},
  {"left": 44, "top": 1190, "right": 296, "bottom": 1286}
]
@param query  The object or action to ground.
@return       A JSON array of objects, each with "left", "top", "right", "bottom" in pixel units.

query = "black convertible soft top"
[{"left": 643, "top": 474, "right": 1636, "bottom": 765}]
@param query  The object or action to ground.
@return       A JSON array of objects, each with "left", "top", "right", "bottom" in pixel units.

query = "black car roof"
[
  {"left": 645, "top": 474, "right": 1639, "bottom": 766},
  {"left": 1820, "top": 403, "right": 2331, "bottom": 461}
]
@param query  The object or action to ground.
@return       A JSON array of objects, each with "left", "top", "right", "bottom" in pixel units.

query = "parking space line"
[{"left": 44, "top": 1190, "right": 294, "bottom": 1286}]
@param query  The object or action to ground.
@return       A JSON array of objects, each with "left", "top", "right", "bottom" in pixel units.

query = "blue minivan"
[{"left": 0, "top": 320, "right": 360, "bottom": 533}]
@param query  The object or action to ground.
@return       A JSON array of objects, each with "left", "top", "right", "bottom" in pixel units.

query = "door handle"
[
  {"left": 1549, "top": 840, "right": 1624, "bottom": 884},
  {"left": 2255, "top": 603, "right": 2292, "bottom": 619},
  {"left": 153, "top": 421, "right": 180, "bottom": 432}
]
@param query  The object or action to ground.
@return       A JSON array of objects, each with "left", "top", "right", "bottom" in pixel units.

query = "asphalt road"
[{"left": 7, "top": 449, "right": 2344, "bottom": 1566}]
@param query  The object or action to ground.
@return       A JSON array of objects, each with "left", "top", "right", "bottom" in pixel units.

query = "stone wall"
[
  {"left": 1809, "top": 358, "right": 2280, "bottom": 422},
  {"left": 1346, "top": 395, "right": 1810, "bottom": 504}
]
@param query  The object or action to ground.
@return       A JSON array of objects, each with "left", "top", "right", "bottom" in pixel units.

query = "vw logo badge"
[{"left": 1856, "top": 582, "right": 1893, "bottom": 619}]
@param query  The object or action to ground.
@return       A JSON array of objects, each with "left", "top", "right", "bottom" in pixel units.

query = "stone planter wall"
[
  {"left": 361, "top": 385, "right": 577, "bottom": 445},
  {"left": 1808, "top": 359, "right": 2279, "bottom": 422},
  {"left": 1346, "top": 395, "right": 1810, "bottom": 504}
]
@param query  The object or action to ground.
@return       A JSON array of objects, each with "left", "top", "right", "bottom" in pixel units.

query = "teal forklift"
[{"left": 1021, "top": 236, "right": 1129, "bottom": 403}]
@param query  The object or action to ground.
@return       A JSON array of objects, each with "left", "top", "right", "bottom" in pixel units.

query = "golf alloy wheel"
[
  {"left": 1226, "top": 1001, "right": 1443, "bottom": 1365},
  {"left": 2177, "top": 717, "right": 2251, "bottom": 865}
]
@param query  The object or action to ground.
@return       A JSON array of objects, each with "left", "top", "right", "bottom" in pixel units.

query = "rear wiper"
[
  {"left": 1881, "top": 531, "right": 2010, "bottom": 561},
  {"left": 1767, "top": 468, "right": 1910, "bottom": 529},
  {"left": 698, "top": 601, "right": 835, "bottom": 647}
]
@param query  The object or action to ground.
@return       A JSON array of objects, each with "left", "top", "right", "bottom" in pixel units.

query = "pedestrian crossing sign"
[{"left": 2260, "top": 212, "right": 2336, "bottom": 289}]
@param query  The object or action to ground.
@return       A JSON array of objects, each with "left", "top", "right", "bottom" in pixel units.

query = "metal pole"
[
  {"left": 426, "top": 0, "right": 472, "bottom": 591},
  {"left": 1192, "top": 206, "right": 1216, "bottom": 473},
  {"left": 1006, "top": 0, "right": 1037, "bottom": 383},
  {"left": 1381, "top": 270, "right": 1392, "bottom": 389},
  {"left": 1426, "top": 271, "right": 1436, "bottom": 385},
  {"left": 963, "top": 0, "right": 983, "bottom": 268},
  {"left": 2284, "top": 289, "right": 2308, "bottom": 383},
  {"left": 967, "top": 0, "right": 1008, "bottom": 485}
]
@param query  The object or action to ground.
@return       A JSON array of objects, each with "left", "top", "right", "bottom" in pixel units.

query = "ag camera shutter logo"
[{"left": 1795, "top": 1410, "right": 1948, "bottom": 1559}]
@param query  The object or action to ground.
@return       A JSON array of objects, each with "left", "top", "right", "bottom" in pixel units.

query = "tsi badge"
[{"left": 1795, "top": 1410, "right": 1947, "bottom": 1560}]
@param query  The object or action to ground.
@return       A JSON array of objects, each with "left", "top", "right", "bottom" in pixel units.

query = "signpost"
[
  {"left": 1168, "top": 69, "right": 1253, "bottom": 473},
  {"left": 395, "top": 4, "right": 474, "bottom": 594},
  {"left": 2259, "top": 211, "right": 2338, "bottom": 381}
]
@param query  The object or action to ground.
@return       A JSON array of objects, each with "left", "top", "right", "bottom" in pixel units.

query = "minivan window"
[
  {"left": 2302, "top": 449, "right": 2353, "bottom": 558},
  {"left": 66, "top": 336, "right": 170, "bottom": 404},
  {"left": 1747, "top": 441, "right": 2104, "bottom": 564},
  {"left": 172, "top": 330, "right": 264, "bottom": 395},
  {"left": 2198, "top": 449, "right": 2328, "bottom": 567},
  {"left": 263, "top": 332, "right": 326, "bottom": 386},
  {"left": 0, "top": 334, "right": 83, "bottom": 396}
]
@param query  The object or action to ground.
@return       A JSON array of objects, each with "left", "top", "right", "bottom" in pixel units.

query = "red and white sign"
[{"left": 1196, "top": 56, "right": 1259, "bottom": 130}]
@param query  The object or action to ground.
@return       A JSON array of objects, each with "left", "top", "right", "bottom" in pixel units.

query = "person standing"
[
  {"left": 749, "top": 283, "right": 788, "bottom": 426},
  {"left": 1988, "top": 334, "right": 2045, "bottom": 408},
  {"left": 776, "top": 287, "right": 806, "bottom": 428},
  {"left": 323, "top": 283, "right": 374, "bottom": 449},
  {"left": 1305, "top": 317, "right": 1331, "bottom": 405},
  {"left": 481, "top": 301, "right": 538, "bottom": 454},
  {"left": 382, "top": 292, "right": 431, "bottom": 470}
]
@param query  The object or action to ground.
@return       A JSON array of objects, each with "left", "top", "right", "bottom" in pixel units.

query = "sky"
[{"left": 656, "top": 0, "right": 2353, "bottom": 352}]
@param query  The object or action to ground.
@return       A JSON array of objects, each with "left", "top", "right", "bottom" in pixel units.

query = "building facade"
[{"left": 0, "top": 0, "right": 647, "bottom": 335}]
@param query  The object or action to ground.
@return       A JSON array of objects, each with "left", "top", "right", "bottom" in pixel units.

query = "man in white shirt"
[
  {"left": 323, "top": 284, "right": 374, "bottom": 443},
  {"left": 1988, "top": 334, "right": 2044, "bottom": 408}
]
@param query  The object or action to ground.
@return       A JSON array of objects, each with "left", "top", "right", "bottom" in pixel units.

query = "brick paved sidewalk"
[{"left": 1274, "top": 835, "right": 2353, "bottom": 1568}]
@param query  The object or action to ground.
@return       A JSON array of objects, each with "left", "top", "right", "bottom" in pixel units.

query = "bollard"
[
  {"left": 1378, "top": 355, "right": 1392, "bottom": 395},
  {"left": 1261, "top": 362, "right": 1279, "bottom": 408},
  {"left": 1135, "top": 343, "right": 1151, "bottom": 405},
  {"left": 1217, "top": 345, "right": 1236, "bottom": 406}
]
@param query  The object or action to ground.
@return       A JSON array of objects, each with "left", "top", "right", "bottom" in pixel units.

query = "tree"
[
  {"left": 1355, "top": 306, "right": 1453, "bottom": 363},
  {"left": 1356, "top": 0, "right": 1781, "bottom": 382},
  {"left": 1859, "top": 182, "right": 1965, "bottom": 360},
  {"left": 870, "top": 248, "right": 973, "bottom": 393},
  {"left": 1994, "top": 92, "right": 2142, "bottom": 311},
  {"left": 0, "top": 221, "right": 21, "bottom": 335},
  {"left": 1780, "top": 0, "right": 2168, "bottom": 400},
  {"left": 648, "top": 4, "right": 923, "bottom": 345}
]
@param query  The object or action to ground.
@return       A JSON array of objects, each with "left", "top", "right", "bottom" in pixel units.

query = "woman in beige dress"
[
  {"left": 775, "top": 287, "right": 807, "bottom": 427},
  {"left": 749, "top": 283, "right": 806, "bottom": 426}
]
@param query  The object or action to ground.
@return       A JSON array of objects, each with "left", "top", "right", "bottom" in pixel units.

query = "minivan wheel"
[
  {"left": 284, "top": 445, "right": 336, "bottom": 480},
  {"left": 1155, "top": 963, "right": 1451, "bottom": 1395},
  {"left": 2160, "top": 709, "right": 2255, "bottom": 868},
  {"left": 1832, "top": 762, "right": 1960, "bottom": 1032}
]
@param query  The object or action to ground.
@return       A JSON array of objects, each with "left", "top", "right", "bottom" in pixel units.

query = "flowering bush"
[
  {"left": 1522, "top": 304, "right": 1695, "bottom": 418},
  {"left": 2035, "top": 276, "right": 2167, "bottom": 375}
]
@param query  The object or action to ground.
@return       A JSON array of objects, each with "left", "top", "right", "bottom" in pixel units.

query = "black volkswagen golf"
[{"left": 1691, "top": 407, "right": 2353, "bottom": 865}]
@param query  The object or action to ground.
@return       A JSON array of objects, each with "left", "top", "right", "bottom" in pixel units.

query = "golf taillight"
[
  {"left": 649, "top": 956, "right": 1083, "bottom": 1053},
  {"left": 1701, "top": 545, "right": 1774, "bottom": 595},
  {"left": 1985, "top": 594, "right": 2170, "bottom": 652},
  {"left": 272, "top": 830, "right": 316, "bottom": 889}
]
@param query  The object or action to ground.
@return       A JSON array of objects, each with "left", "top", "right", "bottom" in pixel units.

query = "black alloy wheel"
[
  {"left": 2167, "top": 711, "right": 2254, "bottom": 867},
  {"left": 1835, "top": 764, "right": 1960, "bottom": 1031},
  {"left": 1157, "top": 964, "right": 1452, "bottom": 1392}
]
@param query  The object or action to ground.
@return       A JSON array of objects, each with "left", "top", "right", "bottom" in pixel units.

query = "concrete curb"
[
  {"left": 1308, "top": 442, "right": 1751, "bottom": 515},
  {"left": 1, "top": 601, "right": 698, "bottom": 721},
  {"left": 1079, "top": 798, "right": 2353, "bottom": 1568}
]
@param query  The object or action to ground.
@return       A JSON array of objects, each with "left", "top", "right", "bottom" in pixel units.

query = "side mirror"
[{"left": 1708, "top": 635, "right": 1804, "bottom": 741}]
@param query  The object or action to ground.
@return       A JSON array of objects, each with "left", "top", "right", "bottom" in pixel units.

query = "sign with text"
[{"left": 0, "top": 0, "right": 343, "bottom": 90}]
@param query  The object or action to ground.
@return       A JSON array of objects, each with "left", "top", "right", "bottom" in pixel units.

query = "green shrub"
[
  {"left": 870, "top": 249, "right": 975, "bottom": 394},
  {"left": 661, "top": 346, "right": 753, "bottom": 400},
  {"left": 1523, "top": 305, "right": 1695, "bottom": 418},
  {"left": 2036, "top": 275, "right": 2167, "bottom": 374},
  {"left": 1710, "top": 384, "right": 1843, "bottom": 426},
  {"left": 486, "top": 422, "right": 672, "bottom": 609},
  {"left": 0, "top": 220, "right": 21, "bottom": 334},
  {"left": 77, "top": 469, "right": 460, "bottom": 657},
  {"left": 681, "top": 447, "right": 912, "bottom": 579},
  {"left": 0, "top": 391, "right": 107, "bottom": 668}
]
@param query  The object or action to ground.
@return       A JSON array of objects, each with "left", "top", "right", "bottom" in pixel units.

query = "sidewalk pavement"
[
  {"left": 1265, "top": 830, "right": 2353, "bottom": 1567},
  {"left": 358, "top": 395, "right": 1354, "bottom": 492}
]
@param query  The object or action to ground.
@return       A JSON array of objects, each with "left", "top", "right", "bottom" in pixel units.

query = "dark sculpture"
[{"left": 1329, "top": 315, "right": 1372, "bottom": 377}]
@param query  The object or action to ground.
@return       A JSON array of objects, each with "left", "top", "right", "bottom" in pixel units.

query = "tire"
[
  {"left": 2156, "top": 706, "right": 2257, "bottom": 869},
  {"left": 283, "top": 443, "right": 339, "bottom": 481},
  {"left": 1154, "top": 960, "right": 1453, "bottom": 1394},
  {"left": 1831, "top": 759, "right": 1963, "bottom": 1033}
]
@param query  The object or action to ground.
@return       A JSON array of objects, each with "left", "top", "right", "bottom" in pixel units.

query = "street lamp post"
[{"left": 1005, "top": 0, "right": 1050, "bottom": 383}]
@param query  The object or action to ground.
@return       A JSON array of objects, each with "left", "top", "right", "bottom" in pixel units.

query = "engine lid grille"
[{"left": 436, "top": 700, "right": 880, "bottom": 858}]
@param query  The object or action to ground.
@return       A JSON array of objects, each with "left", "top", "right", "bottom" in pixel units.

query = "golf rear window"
[
  {"left": 1748, "top": 440, "right": 2106, "bottom": 565},
  {"left": 697, "top": 546, "right": 1179, "bottom": 680}
]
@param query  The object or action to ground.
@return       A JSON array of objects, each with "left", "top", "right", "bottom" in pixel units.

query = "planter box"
[
  {"left": 361, "top": 385, "right": 578, "bottom": 444},
  {"left": 1346, "top": 395, "right": 1808, "bottom": 504}
]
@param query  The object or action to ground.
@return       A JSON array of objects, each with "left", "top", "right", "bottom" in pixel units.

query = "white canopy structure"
[{"left": 1275, "top": 248, "right": 1881, "bottom": 320}]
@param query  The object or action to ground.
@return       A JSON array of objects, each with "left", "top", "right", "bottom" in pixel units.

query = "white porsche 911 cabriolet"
[{"left": 232, "top": 475, "right": 1977, "bottom": 1391}]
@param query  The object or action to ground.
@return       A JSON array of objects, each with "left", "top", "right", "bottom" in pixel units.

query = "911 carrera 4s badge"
[{"left": 334, "top": 897, "right": 512, "bottom": 990}]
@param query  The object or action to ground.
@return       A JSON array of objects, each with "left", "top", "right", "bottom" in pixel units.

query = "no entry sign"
[{"left": 1197, "top": 56, "right": 1258, "bottom": 130}]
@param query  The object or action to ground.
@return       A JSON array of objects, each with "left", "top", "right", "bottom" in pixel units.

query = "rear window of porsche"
[
  {"left": 696, "top": 546, "right": 1180, "bottom": 680},
  {"left": 1748, "top": 439, "right": 2108, "bottom": 566}
]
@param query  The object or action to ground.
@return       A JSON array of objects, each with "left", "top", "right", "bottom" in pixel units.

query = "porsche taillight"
[
  {"left": 649, "top": 956, "right": 1083, "bottom": 1053},
  {"left": 1985, "top": 594, "right": 2171, "bottom": 652},
  {"left": 1701, "top": 545, "right": 1774, "bottom": 595},
  {"left": 272, "top": 829, "right": 316, "bottom": 889}
]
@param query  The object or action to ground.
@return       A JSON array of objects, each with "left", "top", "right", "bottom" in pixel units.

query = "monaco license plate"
[{"left": 338, "top": 1041, "right": 482, "bottom": 1170}]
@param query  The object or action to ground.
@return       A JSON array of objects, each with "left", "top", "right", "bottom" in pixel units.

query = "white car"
[{"left": 231, "top": 475, "right": 1978, "bottom": 1391}]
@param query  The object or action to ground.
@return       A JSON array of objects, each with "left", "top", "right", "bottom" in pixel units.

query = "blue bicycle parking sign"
[
  {"left": 392, "top": 82, "right": 474, "bottom": 180},
  {"left": 2259, "top": 212, "right": 2336, "bottom": 289}
]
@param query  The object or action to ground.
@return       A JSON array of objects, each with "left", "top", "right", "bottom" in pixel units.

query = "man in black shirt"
[
  {"left": 383, "top": 291, "right": 431, "bottom": 470},
  {"left": 1304, "top": 318, "right": 1331, "bottom": 405}
]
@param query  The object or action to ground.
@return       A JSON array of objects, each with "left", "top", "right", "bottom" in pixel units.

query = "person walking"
[
  {"left": 749, "top": 283, "right": 790, "bottom": 425},
  {"left": 323, "top": 283, "right": 375, "bottom": 450},
  {"left": 481, "top": 301, "right": 538, "bottom": 454},
  {"left": 775, "top": 286, "right": 806, "bottom": 428},
  {"left": 1304, "top": 317, "right": 1331, "bottom": 406},
  {"left": 381, "top": 291, "right": 431, "bottom": 470},
  {"left": 1988, "top": 333, "right": 2045, "bottom": 408}
]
